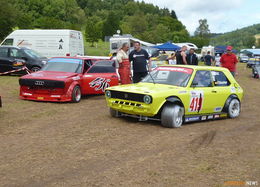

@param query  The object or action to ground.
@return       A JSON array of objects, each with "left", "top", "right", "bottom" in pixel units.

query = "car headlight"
[
  {"left": 143, "top": 95, "right": 152, "bottom": 104},
  {"left": 105, "top": 90, "right": 111, "bottom": 98}
]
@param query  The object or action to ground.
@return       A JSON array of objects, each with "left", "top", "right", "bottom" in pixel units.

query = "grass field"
[
  {"left": 85, "top": 40, "right": 110, "bottom": 56},
  {"left": 0, "top": 63, "right": 259, "bottom": 186}
]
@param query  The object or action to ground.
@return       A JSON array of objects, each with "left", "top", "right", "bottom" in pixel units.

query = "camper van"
[
  {"left": 109, "top": 34, "right": 154, "bottom": 56},
  {"left": 1, "top": 29, "right": 84, "bottom": 58}
]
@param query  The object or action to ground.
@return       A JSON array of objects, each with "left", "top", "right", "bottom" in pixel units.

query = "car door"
[
  {"left": 82, "top": 60, "right": 119, "bottom": 95},
  {"left": 189, "top": 70, "right": 219, "bottom": 114},
  {"left": 0, "top": 47, "right": 12, "bottom": 73},
  {"left": 210, "top": 70, "right": 232, "bottom": 112}
]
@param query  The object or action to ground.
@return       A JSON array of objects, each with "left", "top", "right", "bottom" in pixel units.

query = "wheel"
[
  {"left": 71, "top": 85, "right": 81, "bottom": 103},
  {"left": 227, "top": 98, "right": 240, "bottom": 118},
  {"left": 110, "top": 108, "right": 120, "bottom": 117},
  {"left": 161, "top": 104, "right": 184, "bottom": 128},
  {"left": 30, "top": 66, "right": 41, "bottom": 72}
]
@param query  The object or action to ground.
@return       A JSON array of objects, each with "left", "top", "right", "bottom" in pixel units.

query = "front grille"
[
  {"left": 19, "top": 79, "right": 65, "bottom": 88},
  {"left": 114, "top": 100, "right": 142, "bottom": 107},
  {"left": 110, "top": 90, "right": 146, "bottom": 103}
]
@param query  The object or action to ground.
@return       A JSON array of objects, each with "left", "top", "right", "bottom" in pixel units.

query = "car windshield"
[
  {"left": 142, "top": 66, "right": 193, "bottom": 87},
  {"left": 42, "top": 58, "right": 83, "bottom": 73},
  {"left": 23, "top": 48, "right": 45, "bottom": 58}
]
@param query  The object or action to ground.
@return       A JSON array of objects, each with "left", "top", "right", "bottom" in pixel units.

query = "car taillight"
[{"left": 13, "top": 61, "right": 24, "bottom": 66}]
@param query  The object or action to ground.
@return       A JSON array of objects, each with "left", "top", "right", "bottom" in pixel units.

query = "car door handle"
[{"left": 212, "top": 90, "right": 217, "bottom": 93}]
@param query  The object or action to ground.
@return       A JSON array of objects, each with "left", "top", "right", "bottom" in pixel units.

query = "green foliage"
[
  {"left": 210, "top": 24, "right": 260, "bottom": 49},
  {"left": 0, "top": 0, "right": 17, "bottom": 40},
  {"left": 102, "top": 11, "right": 120, "bottom": 40},
  {"left": 85, "top": 16, "right": 102, "bottom": 46}
]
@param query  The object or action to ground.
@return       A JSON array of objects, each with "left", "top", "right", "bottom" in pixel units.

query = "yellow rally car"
[{"left": 105, "top": 65, "right": 243, "bottom": 128}]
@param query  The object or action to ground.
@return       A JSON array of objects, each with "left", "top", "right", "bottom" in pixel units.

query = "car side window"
[
  {"left": 1, "top": 39, "right": 13, "bottom": 46},
  {"left": 211, "top": 71, "right": 230, "bottom": 87},
  {"left": 87, "top": 61, "right": 116, "bottom": 73},
  {"left": 10, "top": 48, "right": 22, "bottom": 58},
  {"left": 0, "top": 48, "right": 8, "bottom": 57},
  {"left": 191, "top": 70, "right": 212, "bottom": 87}
]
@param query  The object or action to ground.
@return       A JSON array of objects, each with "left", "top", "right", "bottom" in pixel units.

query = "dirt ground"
[{"left": 0, "top": 63, "right": 259, "bottom": 187}]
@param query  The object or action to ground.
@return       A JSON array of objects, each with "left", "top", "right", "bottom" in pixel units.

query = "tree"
[
  {"left": 0, "top": 0, "right": 18, "bottom": 40},
  {"left": 194, "top": 19, "right": 210, "bottom": 38},
  {"left": 102, "top": 11, "right": 120, "bottom": 39},
  {"left": 170, "top": 10, "right": 177, "bottom": 19},
  {"left": 85, "top": 16, "right": 102, "bottom": 46}
]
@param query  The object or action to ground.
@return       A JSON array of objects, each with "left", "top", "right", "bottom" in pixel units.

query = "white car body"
[{"left": 1, "top": 29, "right": 84, "bottom": 58}]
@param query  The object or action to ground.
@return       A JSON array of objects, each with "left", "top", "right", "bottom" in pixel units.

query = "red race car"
[{"left": 19, "top": 57, "right": 119, "bottom": 102}]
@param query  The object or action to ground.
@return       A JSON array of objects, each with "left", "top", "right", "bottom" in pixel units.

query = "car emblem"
[
  {"left": 35, "top": 81, "right": 44, "bottom": 86},
  {"left": 124, "top": 93, "right": 128, "bottom": 98}
]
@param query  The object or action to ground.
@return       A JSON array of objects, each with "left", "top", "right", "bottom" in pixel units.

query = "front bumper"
[{"left": 107, "top": 98, "right": 156, "bottom": 117}]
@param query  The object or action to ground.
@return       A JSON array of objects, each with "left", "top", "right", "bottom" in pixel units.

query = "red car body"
[{"left": 19, "top": 57, "right": 119, "bottom": 102}]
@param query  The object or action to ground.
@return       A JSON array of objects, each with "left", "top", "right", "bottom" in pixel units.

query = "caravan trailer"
[{"left": 1, "top": 29, "right": 84, "bottom": 58}]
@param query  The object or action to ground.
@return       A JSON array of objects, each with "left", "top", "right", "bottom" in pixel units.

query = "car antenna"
[{"left": 146, "top": 63, "right": 155, "bottom": 84}]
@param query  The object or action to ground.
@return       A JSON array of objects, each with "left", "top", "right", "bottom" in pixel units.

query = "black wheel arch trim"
[{"left": 222, "top": 94, "right": 240, "bottom": 113}]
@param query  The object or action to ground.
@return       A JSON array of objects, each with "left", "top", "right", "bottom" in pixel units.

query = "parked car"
[
  {"left": 0, "top": 57, "right": 26, "bottom": 74},
  {"left": 239, "top": 55, "right": 249, "bottom": 63},
  {"left": 247, "top": 57, "right": 260, "bottom": 68},
  {"left": 19, "top": 57, "right": 119, "bottom": 102},
  {"left": 0, "top": 46, "right": 48, "bottom": 72},
  {"left": 105, "top": 65, "right": 243, "bottom": 128}
]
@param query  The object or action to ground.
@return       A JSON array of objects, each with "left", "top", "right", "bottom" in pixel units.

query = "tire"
[
  {"left": 227, "top": 98, "right": 240, "bottom": 118},
  {"left": 71, "top": 85, "right": 81, "bottom": 103},
  {"left": 30, "top": 66, "right": 41, "bottom": 72},
  {"left": 161, "top": 104, "right": 184, "bottom": 128},
  {"left": 110, "top": 108, "right": 120, "bottom": 117}
]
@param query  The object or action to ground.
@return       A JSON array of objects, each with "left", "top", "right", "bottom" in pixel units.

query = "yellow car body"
[{"left": 105, "top": 65, "right": 243, "bottom": 128}]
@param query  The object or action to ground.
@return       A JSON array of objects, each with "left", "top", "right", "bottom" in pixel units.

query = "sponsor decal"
[
  {"left": 35, "top": 81, "right": 44, "bottom": 86},
  {"left": 185, "top": 116, "right": 200, "bottom": 122},
  {"left": 178, "top": 90, "right": 187, "bottom": 94},
  {"left": 157, "top": 67, "right": 193, "bottom": 74},
  {"left": 214, "top": 107, "right": 222, "bottom": 112},
  {"left": 201, "top": 116, "right": 207, "bottom": 120},
  {"left": 89, "top": 77, "right": 111, "bottom": 92},
  {"left": 189, "top": 90, "right": 204, "bottom": 112},
  {"left": 220, "top": 113, "right": 228, "bottom": 118},
  {"left": 23, "top": 93, "right": 32, "bottom": 96},
  {"left": 208, "top": 115, "right": 214, "bottom": 119},
  {"left": 214, "top": 114, "right": 220, "bottom": 119}
]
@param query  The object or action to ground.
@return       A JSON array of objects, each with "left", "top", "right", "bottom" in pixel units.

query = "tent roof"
[{"left": 153, "top": 42, "right": 181, "bottom": 51}]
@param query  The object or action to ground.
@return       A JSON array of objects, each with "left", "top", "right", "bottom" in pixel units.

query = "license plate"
[{"left": 37, "top": 97, "right": 44, "bottom": 100}]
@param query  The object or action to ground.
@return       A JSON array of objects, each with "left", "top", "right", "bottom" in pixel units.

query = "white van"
[{"left": 1, "top": 29, "right": 84, "bottom": 58}]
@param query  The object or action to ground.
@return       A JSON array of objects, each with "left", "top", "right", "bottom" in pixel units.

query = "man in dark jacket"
[
  {"left": 129, "top": 41, "right": 151, "bottom": 83},
  {"left": 186, "top": 48, "right": 198, "bottom": 65}
]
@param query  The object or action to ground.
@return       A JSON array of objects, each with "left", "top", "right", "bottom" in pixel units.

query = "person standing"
[
  {"left": 116, "top": 43, "right": 131, "bottom": 84},
  {"left": 204, "top": 51, "right": 213, "bottom": 66},
  {"left": 220, "top": 46, "right": 238, "bottom": 76},
  {"left": 176, "top": 46, "right": 188, "bottom": 65},
  {"left": 129, "top": 41, "right": 151, "bottom": 83},
  {"left": 167, "top": 53, "right": 176, "bottom": 65},
  {"left": 186, "top": 48, "right": 198, "bottom": 65},
  {"left": 215, "top": 54, "right": 221, "bottom": 67}
]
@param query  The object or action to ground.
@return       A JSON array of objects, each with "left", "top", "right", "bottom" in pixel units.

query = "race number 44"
[{"left": 189, "top": 90, "right": 204, "bottom": 112}]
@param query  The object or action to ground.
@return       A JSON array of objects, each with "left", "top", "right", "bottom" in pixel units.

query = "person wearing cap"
[{"left": 220, "top": 46, "right": 238, "bottom": 77}]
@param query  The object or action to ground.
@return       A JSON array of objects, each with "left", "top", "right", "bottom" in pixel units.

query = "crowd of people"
[{"left": 116, "top": 42, "right": 238, "bottom": 84}]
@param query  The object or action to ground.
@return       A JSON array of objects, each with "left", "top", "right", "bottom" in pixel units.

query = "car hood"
[
  {"left": 108, "top": 82, "right": 183, "bottom": 95},
  {"left": 21, "top": 71, "right": 79, "bottom": 81}
]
